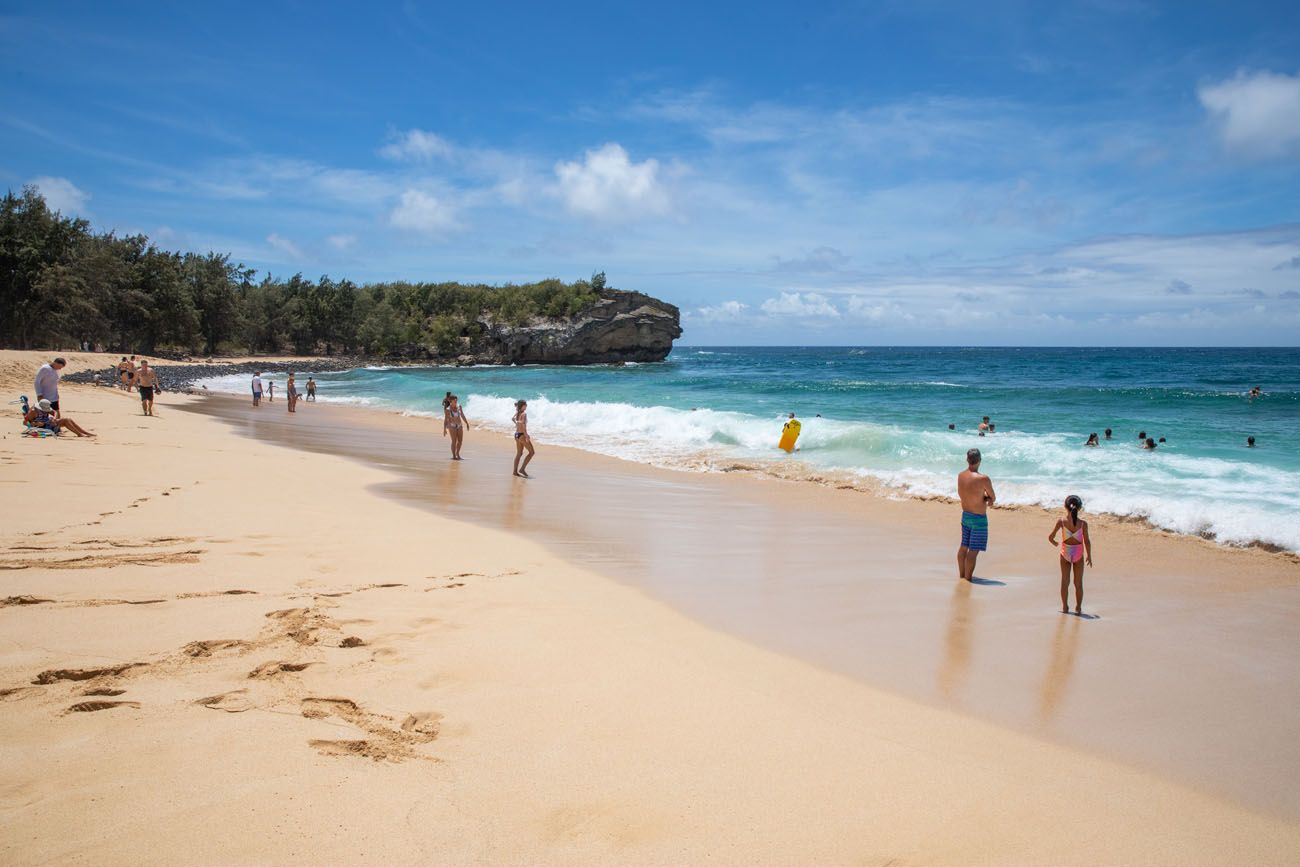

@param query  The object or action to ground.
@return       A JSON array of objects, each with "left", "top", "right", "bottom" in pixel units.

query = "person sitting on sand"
[
  {"left": 286, "top": 373, "right": 299, "bottom": 413},
  {"left": 512, "top": 399, "right": 535, "bottom": 478},
  {"left": 1085, "top": 433, "right": 1099, "bottom": 446},
  {"left": 1143, "top": 437, "right": 1157, "bottom": 450},
  {"left": 135, "top": 360, "right": 159, "bottom": 416},
  {"left": 1048, "top": 495, "right": 1092, "bottom": 615},
  {"left": 306, "top": 377, "right": 316, "bottom": 401},
  {"left": 956, "top": 448, "right": 995, "bottom": 582},
  {"left": 251, "top": 372, "right": 263, "bottom": 407},
  {"left": 24, "top": 399, "right": 94, "bottom": 437},
  {"left": 443, "top": 394, "right": 470, "bottom": 460}
]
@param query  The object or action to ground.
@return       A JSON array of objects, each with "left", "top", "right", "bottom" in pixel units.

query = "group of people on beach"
[
  {"left": 956, "top": 448, "right": 1092, "bottom": 615},
  {"left": 439, "top": 392, "right": 535, "bottom": 476},
  {"left": 250, "top": 373, "right": 315, "bottom": 412}
]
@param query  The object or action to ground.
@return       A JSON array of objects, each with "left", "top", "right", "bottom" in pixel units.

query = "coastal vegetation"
[{"left": 0, "top": 187, "right": 605, "bottom": 356}]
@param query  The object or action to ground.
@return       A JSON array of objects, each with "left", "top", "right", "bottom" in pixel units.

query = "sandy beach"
[{"left": 3, "top": 350, "right": 1300, "bottom": 866}]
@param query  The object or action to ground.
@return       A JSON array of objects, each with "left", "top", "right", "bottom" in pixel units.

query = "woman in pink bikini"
[{"left": 1048, "top": 495, "right": 1092, "bottom": 614}]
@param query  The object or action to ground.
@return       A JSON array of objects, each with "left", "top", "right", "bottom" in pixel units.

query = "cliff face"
[{"left": 473, "top": 289, "right": 682, "bottom": 364}]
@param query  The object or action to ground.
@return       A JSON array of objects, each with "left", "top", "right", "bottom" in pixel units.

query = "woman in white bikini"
[
  {"left": 512, "top": 399, "right": 535, "bottom": 477},
  {"left": 442, "top": 393, "right": 470, "bottom": 460}
]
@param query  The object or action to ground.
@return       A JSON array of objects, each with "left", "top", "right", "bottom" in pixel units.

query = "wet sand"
[{"left": 189, "top": 392, "right": 1300, "bottom": 820}]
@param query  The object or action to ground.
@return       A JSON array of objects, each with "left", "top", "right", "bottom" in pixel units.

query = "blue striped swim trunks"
[{"left": 961, "top": 511, "right": 988, "bottom": 552}]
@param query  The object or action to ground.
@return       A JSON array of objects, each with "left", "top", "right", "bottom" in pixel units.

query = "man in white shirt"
[
  {"left": 251, "top": 372, "right": 263, "bottom": 407},
  {"left": 34, "top": 357, "right": 66, "bottom": 416}
]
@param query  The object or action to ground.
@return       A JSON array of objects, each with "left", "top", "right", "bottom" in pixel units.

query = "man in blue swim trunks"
[{"left": 957, "top": 447, "right": 996, "bottom": 582}]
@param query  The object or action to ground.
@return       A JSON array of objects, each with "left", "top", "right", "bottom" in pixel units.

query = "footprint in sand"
[
  {"left": 339, "top": 636, "right": 366, "bottom": 648},
  {"left": 66, "top": 700, "right": 140, "bottom": 713},
  {"left": 300, "top": 697, "right": 440, "bottom": 763},
  {"left": 0, "top": 686, "right": 47, "bottom": 702},
  {"left": 32, "top": 663, "right": 147, "bottom": 685},
  {"left": 82, "top": 687, "right": 126, "bottom": 696},
  {"left": 248, "top": 660, "right": 315, "bottom": 679},
  {"left": 182, "top": 639, "right": 252, "bottom": 658},
  {"left": 194, "top": 691, "right": 254, "bottom": 713}
]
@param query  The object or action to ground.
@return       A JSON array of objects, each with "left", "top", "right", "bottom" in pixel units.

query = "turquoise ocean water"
[{"left": 201, "top": 347, "right": 1300, "bottom": 552}]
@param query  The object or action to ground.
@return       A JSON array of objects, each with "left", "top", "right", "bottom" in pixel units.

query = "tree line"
[{"left": 0, "top": 186, "right": 604, "bottom": 356}]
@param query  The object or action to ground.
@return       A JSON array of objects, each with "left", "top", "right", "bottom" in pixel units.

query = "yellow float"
[{"left": 778, "top": 417, "right": 801, "bottom": 452}]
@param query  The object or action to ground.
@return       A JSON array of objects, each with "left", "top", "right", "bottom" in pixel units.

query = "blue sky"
[{"left": 3, "top": 0, "right": 1299, "bottom": 345}]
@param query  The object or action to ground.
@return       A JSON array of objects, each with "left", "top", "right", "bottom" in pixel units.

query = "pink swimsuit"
[{"left": 1060, "top": 522, "right": 1086, "bottom": 563}]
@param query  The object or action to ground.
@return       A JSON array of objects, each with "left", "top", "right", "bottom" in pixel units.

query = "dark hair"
[
  {"left": 1247, "top": 436, "right": 1255, "bottom": 445},
  {"left": 1158, "top": 437, "right": 1165, "bottom": 443},
  {"left": 1146, "top": 438, "right": 1156, "bottom": 448},
  {"left": 948, "top": 423, "right": 955, "bottom": 430},
  {"left": 1104, "top": 428, "right": 1112, "bottom": 436},
  {"left": 1065, "top": 494, "right": 1082, "bottom": 525},
  {"left": 966, "top": 448, "right": 981, "bottom": 466},
  {"left": 442, "top": 391, "right": 452, "bottom": 410},
  {"left": 1138, "top": 430, "right": 1146, "bottom": 439},
  {"left": 515, "top": 399, "right": 527, "bottom": 409},
  {"left": 53, "top": 356, "right": 66, "bottom": 365}
]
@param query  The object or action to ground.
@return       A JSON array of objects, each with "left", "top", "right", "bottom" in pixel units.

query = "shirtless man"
[
  {"left": 135, "top": 360, "right": 159, "bottom": 416},
  {"left": 978, "top": 416, "right": 991, "bottom": 433},
  {"left": 956, "top": 448, "right": 996, "bottom": 582}
]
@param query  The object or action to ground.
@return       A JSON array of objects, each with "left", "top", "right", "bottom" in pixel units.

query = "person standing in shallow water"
[
  {"left": 512, "top": 399, "right": 535, "bottom": 478},
  {"left": 956, "top": 448, "right": 996, "bottom": 582},
  {"left": 443, "top": 394, "right": 470, "bottom": 460},
  {"left": 1048, "top": 495, "right": 1092, "bottom": 614},
  {"left": 286, "top": 373, "right": 299, "bottom": 413}
]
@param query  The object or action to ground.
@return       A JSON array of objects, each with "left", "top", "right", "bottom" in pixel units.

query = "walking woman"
[
  {"left": 1048, "top": 495, "right": 1092, "bottom": 614},
  {"left": 512, "top": 399, "right": 535, "bottom": 477},
  {"left": 443, "top": 394, "right": 470, "bottom": 460}
]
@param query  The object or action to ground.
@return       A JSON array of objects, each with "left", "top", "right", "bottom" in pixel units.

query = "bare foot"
[
  {"left": 1061, "top": 606, "right": 1068, "bottom": 613},
  {"left": 1074, "top": 607, "right": 1082, "bottom": 615}
]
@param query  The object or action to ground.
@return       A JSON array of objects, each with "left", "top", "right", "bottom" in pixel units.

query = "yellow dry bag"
[{"left": 778, "top": 418, "right": 802, "bottom": 452}]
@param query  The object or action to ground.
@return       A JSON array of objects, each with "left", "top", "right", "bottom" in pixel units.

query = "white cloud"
[
  {"left": 327, "top": 233, "right": 357, "bottom": 251},
  {"left": 1198, "top": 70, "right": 1300, "bottom": 158},
  {"left": 266, "top": 233, "right": 304, "bottom": 260},
  {"left": 760, "top": 291, "right": 840, "bottom": 318},
  {"left": 692, "top": 300, "right": 750, "bottom": 322},
  {"left": 554, "top": 143, "right": 669, "bottom": 220},
  {"left": 844, "top": 297, "right": 916, "bottom": 323},
  {"left": 380, "top": 129, "right": 453, "bottom": 162},
  {"left": 30, "top": 176, "right": 89, "bottom": 214},
  {"left": 389, "top": 189, "right": 455, "bottom": 235}
]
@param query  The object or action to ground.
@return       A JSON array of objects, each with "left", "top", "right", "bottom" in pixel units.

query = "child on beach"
[
  {"left": 512, "top": 399, "right": 535, "bottom": 477},
  {"left": 443, "top": 394, "right": 470, "bottom": 460},
  {"left": 1048, "top": 495, "right": 1092, "bottom": 615}
]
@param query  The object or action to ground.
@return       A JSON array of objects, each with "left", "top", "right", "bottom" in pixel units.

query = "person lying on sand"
[{"left": 24, "top": 399, "right": 94, "bottom": 437}]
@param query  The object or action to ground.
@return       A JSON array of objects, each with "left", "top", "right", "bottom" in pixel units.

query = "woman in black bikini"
[{"left": 512, "top": 399, "right": 535, "bottom": 477}]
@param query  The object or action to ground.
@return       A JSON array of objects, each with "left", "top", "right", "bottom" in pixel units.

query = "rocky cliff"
[{"left": 470, "top": 289, "right": 681, "bottom": 364}]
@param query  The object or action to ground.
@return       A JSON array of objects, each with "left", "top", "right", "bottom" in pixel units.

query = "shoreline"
[
  {"left": 184, "top": 388, "right": 1300, "bottom": 820},
  {"left": 3, "top": 350, "right": 1300, "bottom": 863}
]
